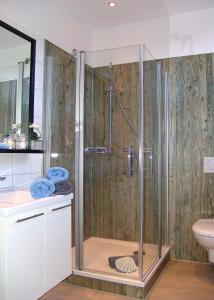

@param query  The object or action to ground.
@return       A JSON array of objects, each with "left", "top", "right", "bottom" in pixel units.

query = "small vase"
[{"left": 30, "top": 140, "right": 42, "bottom": 150}]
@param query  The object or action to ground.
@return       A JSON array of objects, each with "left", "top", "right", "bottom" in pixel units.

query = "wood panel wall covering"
[
  {"left": 0, "top": 80, "right": 16, "bottom": 135},
  {"left": 84, "top": 63, "right": 140, "bottom": 242},
  {"left": 167, "top": 53, "right": 214, "bottom": 262},
  {"left": 0, "top": 78, "right": 30, "bottom": 136},
  {"left": 45, "top": 40, "right": 214, "bottom": 263},
  {"left": 84, "top": 53, "right": 214, "bottom": 262},
  {"left": 143, "top": 61, "right": 164, "bottom": 245},
  {"left": 44, "top": 40, "right": 76, "bottom": 244},
  {"left": 83, "top": 61, "right": 165, "bottom": 245}
]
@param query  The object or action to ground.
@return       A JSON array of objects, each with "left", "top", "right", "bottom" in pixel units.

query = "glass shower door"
[
  {"left": 74, "top": 45, "right": 168, "bottom": 281},
  {"left": 142, "top": 47, "right": 167, "bottom": 278},
  {"left": 77, "top": 46, "right": 142, "bottom": 279},
  {"left": 43, "top": 41, "right": 169, "bottom": 283}
]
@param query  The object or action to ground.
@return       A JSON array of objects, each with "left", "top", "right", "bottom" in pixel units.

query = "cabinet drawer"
[
  {"left": 5, "top": 210, "right": 45, "bottom": 300},
  {"left": 0, "top": 175, "right": 12, "bottom": 189},
  {"left": 45, "top": 202, "right": 72, "bottom": 291}
]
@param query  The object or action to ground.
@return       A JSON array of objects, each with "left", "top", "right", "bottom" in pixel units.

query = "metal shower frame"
[{"left": 74, "top": 45, "right": 170, "bottom": 282}]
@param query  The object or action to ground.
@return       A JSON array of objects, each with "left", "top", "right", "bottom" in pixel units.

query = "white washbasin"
[{"left": 0, "top": 190, "right": 74, "bottom": 216}]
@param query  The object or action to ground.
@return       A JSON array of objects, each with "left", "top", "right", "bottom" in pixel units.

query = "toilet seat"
[{"left": 192, "top": 219, "right": 214, "bottom": 238}]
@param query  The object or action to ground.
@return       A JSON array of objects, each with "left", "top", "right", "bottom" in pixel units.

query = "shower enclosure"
[
  {"left": 73, "top": 45, "right": 170, "bottom": 283},
  {"left": 44, "top": 42, "right": 169, "bottom": 294}
]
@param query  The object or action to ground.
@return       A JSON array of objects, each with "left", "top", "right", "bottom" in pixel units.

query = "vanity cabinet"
[
  {"left": 45, "top": 202, "right": 71, "bottom": 291},
  {"left": 5, "top": 209, "right": 45, "bottom": 300},
  {"left": 0, "top": 196, "right": 72, "bottom": 300}
]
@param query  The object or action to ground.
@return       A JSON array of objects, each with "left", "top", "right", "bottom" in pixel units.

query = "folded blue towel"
[
  {"left": 47, "top": 167, "right": 69, "bottom": 184},
  {"left": 0, "top": 143, "right": 9, "bottom": 149},
  {"left": 30, "top": 178, "right": 55, "bottom": 199}
]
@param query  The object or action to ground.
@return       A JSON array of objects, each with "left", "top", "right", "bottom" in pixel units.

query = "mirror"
[{"left": 0, "top": 20, "right": 35, "bottom": 141}]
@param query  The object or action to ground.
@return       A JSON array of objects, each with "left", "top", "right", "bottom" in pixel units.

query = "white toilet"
[{"left": 192, "top": 219, "right": 214, "bottom": 263}]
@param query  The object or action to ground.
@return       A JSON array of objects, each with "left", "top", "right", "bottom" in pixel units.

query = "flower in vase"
[
  {"left": 29, "top": 123, "right": 41, "bottom": 141},
  {"left": 11, "top": 123, "right": 21, "bottom": 130},
  {"left": 11, "top": 123, "right": 22, "bottom": 134}
]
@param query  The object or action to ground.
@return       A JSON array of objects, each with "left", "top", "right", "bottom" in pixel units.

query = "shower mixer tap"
[{"left": 124, "top": 146, "right": 135, "bottom": 176}]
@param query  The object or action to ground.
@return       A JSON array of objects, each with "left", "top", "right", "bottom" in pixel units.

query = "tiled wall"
[
  {"left": 0, "top": 14, "right": 45, "bottom": 189},
  {"left": 0, "top": 153, "right": 43, "bottom": 190}
]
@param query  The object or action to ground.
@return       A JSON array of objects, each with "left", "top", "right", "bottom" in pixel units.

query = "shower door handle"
[
  {"left": 124, "top": 146, "right": 135, "bottom": 176},
  {"left": 144, "top": 146, "right": 153, "bottom": 177}
]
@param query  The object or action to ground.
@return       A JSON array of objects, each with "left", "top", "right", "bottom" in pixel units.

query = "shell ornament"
[{"left": 115, "top": 256, "right": 137, "bottom": 273}]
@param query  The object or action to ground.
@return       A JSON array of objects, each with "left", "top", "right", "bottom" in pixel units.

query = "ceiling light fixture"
[{"left": 108, "top": 2, "right": 117, "bottom": 7}]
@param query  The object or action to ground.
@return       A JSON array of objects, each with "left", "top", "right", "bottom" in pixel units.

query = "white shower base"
[{"left": 72, "top": 237, "right": 168, "bottom": 281}]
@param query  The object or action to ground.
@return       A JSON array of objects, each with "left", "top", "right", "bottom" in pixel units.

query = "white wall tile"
[
  {"left": 0, "top": 175, "right": 12, "bottom": 189},
  {"left": 34, "top": 88, "right": 43, "bottom": 118},
  {"left": 13, "top": 154, "right": 30, "bottom": 175},
  {"left": 30, "top": 172, "right": 41, "bottom": 184},
  {"left": 13, "top": 174, "right": 30, "bottom": 190},
  {"left": 0, "top": 153, "right": 44, "bottom": 191},
  {"left": 0, "top": 154, "right": 13, "bottom": 176},
  {"left": 30, "top": 154, "right": 43, "bottom": 174}
]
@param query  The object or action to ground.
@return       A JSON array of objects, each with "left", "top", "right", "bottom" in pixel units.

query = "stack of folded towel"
[{"left": 30, "top": 167, "right": 74, "bottom": 199}]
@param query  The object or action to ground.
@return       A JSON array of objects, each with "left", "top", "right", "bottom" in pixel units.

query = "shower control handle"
[
  {"left": 144, "top": 146, "right": 153, "bottom": 177},
  {"left": 124, "top": 146, "right": 135, "bottom": 176}
]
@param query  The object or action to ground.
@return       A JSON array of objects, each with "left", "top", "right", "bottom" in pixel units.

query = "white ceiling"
[
  {"left": 68, "top": 0, "right": 214, "bottom": 28},
  {"left": 1, "top": 0, "right": 214, "bottom": 29}
]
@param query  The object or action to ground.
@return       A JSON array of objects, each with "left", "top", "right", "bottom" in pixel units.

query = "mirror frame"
[{"left": 0, "top": 19, "right": 36, "bottom": 128}]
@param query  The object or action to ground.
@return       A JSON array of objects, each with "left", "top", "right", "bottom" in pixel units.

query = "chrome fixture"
[
  {"left": 108, "top": 62, "right": 113, "bottom": 152},
  {"left": 124, "top": 146, "right": 135, "bottom": 176},
  {"left": 72, "top": 48, "right": 77, "bottom": 57},
  {"left": 86, "top": 62, "right": 138, "bottom": 156},
  {"left": 157, "top": 62, "right": 162, "bottom": 258},
  {"left": 84, "top": 146, "right": 109, "bottom": 155},
  {"left": 105, "top": 73, "right": 138, "bottom": 137},
  {"left": 144, "top": 146, "right": 153, "bottom": 177}
]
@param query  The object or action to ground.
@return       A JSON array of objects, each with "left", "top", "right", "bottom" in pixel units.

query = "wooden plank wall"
[
  {"left": 0, "top": 80, "right": 16, "bottom": 135},
  {"left": 168, "top": 53, "right": 214, "bottom": 262},
  {"left": 143, "top": 61, "right": 160, "bottom": 245},
  {"left": 45, "top": 40, "right": 214, "bottom": 263},
  {"left": 84, "top": 61, "right": 164, "bottom": 245},
  {"left": 85, "top": 53, "right": 214, "bottom": 262},
  {"left": 0, "top": 78, "right": 29, "bottom": 136},
  {"left": 44, "top": 40, "right": 77, "bottom": 245},
  {"left": 85, "top": 63, "right": 140, "bottom": 242}
]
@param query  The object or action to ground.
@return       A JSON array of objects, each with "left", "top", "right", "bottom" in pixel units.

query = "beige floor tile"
[
  {"left": 146, "top": 260, "right": 214, "bottom": 300},
  {"left": 40, "top": 260, "right": 214, "bottom": 300},
  {"left": 40, "top": 284, "right": 132, "bottom": 300}
]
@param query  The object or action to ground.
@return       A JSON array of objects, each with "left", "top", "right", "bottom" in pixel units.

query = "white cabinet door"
[
  {"left": 45, "top": 202, "right": 71, "bottom": 291},
  {"left": 5, "top": 210, "right": 45, "bottom": 300}
]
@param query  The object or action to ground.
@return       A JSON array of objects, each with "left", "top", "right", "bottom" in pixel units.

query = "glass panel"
[
  {"left": 44, "top": 42, "right": 169, "bottom": 281},
  {"left": 142, "top": 46, "right": 168, "bottom": 277},
  {"left": 44, "top": 40, "right": 76, "bottom": 264},
  {"left": 161, "top": 65, "right": 169, "bottom": 252},
  {"left": 143, "top": 58, "right": 159, "bottom": 274},
  {"left": 82, "top": 46, "right": 141, "bottom": 279},
  {"left": 142, "top": 46, "right": 165, "bottom": 275}
]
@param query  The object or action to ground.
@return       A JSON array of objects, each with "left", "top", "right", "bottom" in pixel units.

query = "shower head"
[
  {"left": 71, "top": 48, "right": 77, "bottom": 57},
  {"left": 24, "top": 58, "right": 31, "bottom": 64}
]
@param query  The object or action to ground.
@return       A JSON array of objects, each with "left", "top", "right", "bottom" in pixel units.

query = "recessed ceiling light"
[{"left": 108, "top": 2, "right": 117, "bottom": 7}]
